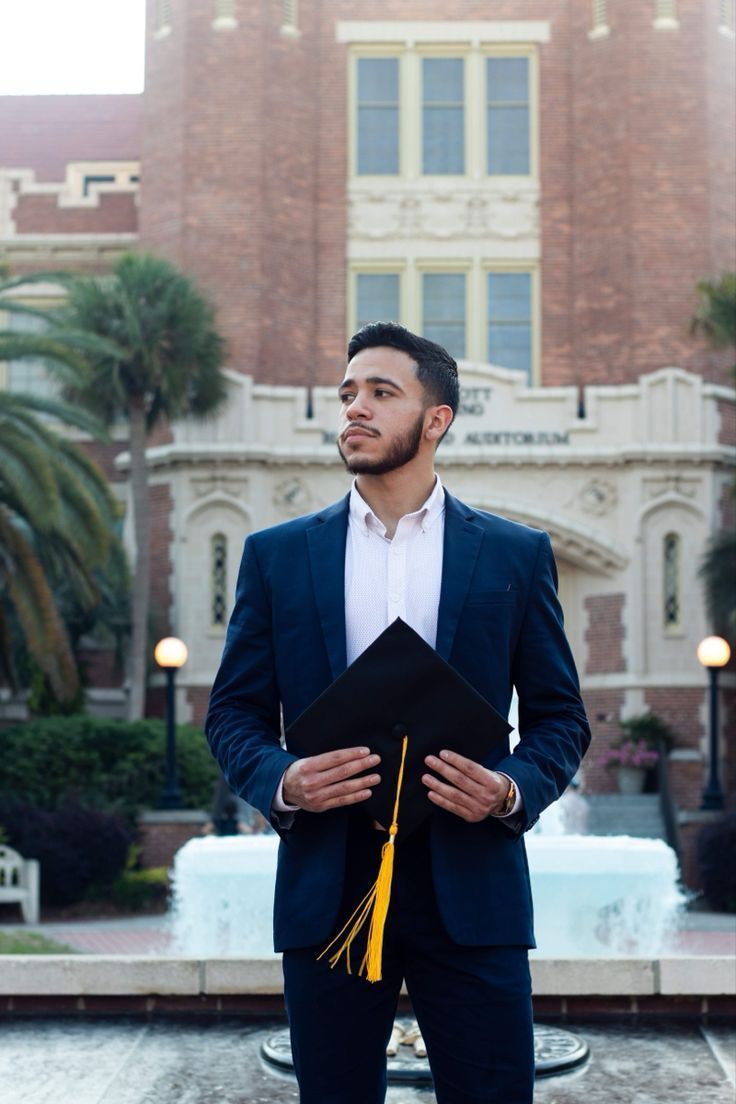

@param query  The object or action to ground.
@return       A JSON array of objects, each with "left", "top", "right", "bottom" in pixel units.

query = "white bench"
[{"left": 0, "top": 845, "right": 40, "bottom": 924}]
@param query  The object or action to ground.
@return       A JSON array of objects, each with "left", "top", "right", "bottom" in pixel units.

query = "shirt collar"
[{"left": 349, "top": 475, "right": 445, "bottom": 538}]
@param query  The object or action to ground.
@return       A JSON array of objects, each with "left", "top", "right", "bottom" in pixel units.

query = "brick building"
[{"left": 1, "top": 1, "right": 735, "bottom": 874}]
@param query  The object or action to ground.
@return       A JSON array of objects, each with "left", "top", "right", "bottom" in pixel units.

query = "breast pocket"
[{"left": 464, "top": 589, "right": 518, "bottom": 609}]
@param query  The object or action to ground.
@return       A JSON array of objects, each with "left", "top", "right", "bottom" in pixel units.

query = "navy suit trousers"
[{"left": 282, "top": 815, "right": 534, "bottom": 1104}]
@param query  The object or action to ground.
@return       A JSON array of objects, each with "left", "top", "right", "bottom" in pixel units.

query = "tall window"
[
  {"left": 663, "top": 533, "right": 680, "bottom": 628},
  {"left": 6, "top": 312, "right": 58, "bottom": 399},
  {"left": 487, "top": 273, "right": 532, "bottom": 379},
  {"left": 211, "top": 534, "right": 228, "bottom": 628},
  {"left": 156, "top": 0, "right": 172, "bottom": 32},
  {"left": 356, "top": 58, "right": 400, "bottom": 175},
  {"left": 356, "top": 274, "right": 400, "bottom": 330},
  {"left": 486, "top": 58, "right": 530, "bottom": 175},
  {"left": 422, "top": 58, "right": 464, "bottom": 175},
  {"left": 592, "top": 0, "right": 608, "bottom": 31},
  {"left": 282, "top": 0, "right": 298, "bottom": 31},
  {"left": 719, "top": 0, "right": 736, "bottom": 32},
  {"left": 422, "top": 273, "right": 466, "bottom": 359}
]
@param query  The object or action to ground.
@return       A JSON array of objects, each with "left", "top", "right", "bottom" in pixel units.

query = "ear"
[{"left": 424, "top": 404, "right": 454, "bottom": 442}]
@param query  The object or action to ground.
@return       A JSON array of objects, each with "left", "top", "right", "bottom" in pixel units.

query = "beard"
[{"left": 338, "top": 411, "right": 425, "bottom": 476}]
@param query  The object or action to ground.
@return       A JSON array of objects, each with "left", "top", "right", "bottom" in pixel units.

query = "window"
[
  {"left": 350, "top": 264, "right": 539, "bottom": 378},
  {"left": 592, "top": 0, "right": 607, "bottom": 30},
  {"left": 422, "top": 273, "right": 466, "bottom": 359},
  {"left": 487, "top": 273, "right": 532, "bottom": 379},
  {"left": 486, "top": 58, "right": 530, "bottom": 175},
  {"left": 422, "top": 58, "right": 464, "bottom": 175},
  {"left": 663, "top": 533, "right": 680, "bottom": 628},
  {"left": 156, "top": 0, "right": 172, "bottom": 32},
  {"left": 282, "top": 0, "right": 297, "bottom": 29},
  {"left": 719, "top": 0, "right": 736, "bottom": 32},
  {"left": 356, "top": 58, "right": 400, "bottom": 175},
  {"left": 211, "top": 534, "right": 228, "bottom": 628},
  {"left": 353, "top": 48, "right": 535, "bottom": 179},
  {"left": 356, "top": 273, "right": 400, "bottom": 330},
  {"left": 5, "top": 312, "right": 58, "bottom": 400},
  {"left": 654, "top": 0, "right": 678, "bottom": 28}
]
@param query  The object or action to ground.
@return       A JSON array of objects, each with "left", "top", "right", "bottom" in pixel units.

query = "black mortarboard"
[
  {"left": 287, "top": 617, "right": 511, "bottom": 836},
  {"left": 285, "top": 618, "right": 511, "bottom": 981}
]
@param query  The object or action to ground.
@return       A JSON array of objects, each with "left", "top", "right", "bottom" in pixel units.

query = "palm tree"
[
  {"left": 691, "top": 273, "right": 736, "bottom": 640},
  {"left": 59, "top": 252, "right": 227, "bottom": 719},
  {"left": 691, "top": 273, "right": 736, "bottom": 370},
  {"left": 0, "top": 389, "right": 121, "bottom": 701}
]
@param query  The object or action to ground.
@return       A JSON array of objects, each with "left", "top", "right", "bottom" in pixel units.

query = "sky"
[{"left": 0, "top": 0, "right": 146, "bottom": 95}]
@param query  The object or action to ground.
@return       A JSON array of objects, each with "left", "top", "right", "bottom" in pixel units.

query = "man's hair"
[{"left": 347, "top": 322, "right": 460, "bottom": 419}]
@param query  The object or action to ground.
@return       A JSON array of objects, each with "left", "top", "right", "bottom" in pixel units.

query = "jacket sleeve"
[
  {"left": 491, "top": 531, "right": 591, "bottom": 836},
  {"left": 205, "top": 534, "right": 298, "bottom": 827}
]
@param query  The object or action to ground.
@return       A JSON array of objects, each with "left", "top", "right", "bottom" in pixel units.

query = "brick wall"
[
  {"left": 579, "top": 689, "right": 625, "bottom": 794},
  {"left": 13, "top": 192, "right": 137, "bottom": 235},
  {"left": 187, "top": 687, "right": 211, "bottom": 729},
  {"left": 584, "top": 594, "right": 626, "bottom": 675}
]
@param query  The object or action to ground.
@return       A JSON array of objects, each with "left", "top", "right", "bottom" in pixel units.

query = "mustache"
[{"left": 341, "top": 426, "right": 380, "bottom": 441}]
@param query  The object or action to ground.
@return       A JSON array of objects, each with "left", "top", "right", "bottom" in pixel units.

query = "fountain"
[{"left": 169, "top": 823, "right": 684, "bottom": 959}]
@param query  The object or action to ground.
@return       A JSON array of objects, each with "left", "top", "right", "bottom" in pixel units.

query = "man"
[{"left": 206, "top": 322, "right": 590, "bottom": 1103}]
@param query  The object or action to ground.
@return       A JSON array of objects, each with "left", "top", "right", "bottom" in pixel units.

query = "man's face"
[{"left": 337, "top": 346, "right": 429, "bottom": 476}]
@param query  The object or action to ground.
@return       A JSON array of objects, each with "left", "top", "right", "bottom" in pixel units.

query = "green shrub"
[
  {"left": 696, "top": 812, "right": 736, "bottom": 913},
  {"left": 0, "top": 799, "right": 132, "bottom": 907},
  {"left": 86, "top": 844, "right": 170, "bottom": 912},
  {"left": 0, "top": 715, "right": 218, "bottom": 827}
]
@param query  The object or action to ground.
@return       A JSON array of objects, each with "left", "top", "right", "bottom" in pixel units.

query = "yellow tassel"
[{"left": 317, "top": 734, "right": 409, "bottom": 983}]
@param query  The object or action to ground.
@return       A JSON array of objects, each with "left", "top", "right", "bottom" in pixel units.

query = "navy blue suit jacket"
[{"left": 205, "top": 491, "right": 590, "bottom": 952}]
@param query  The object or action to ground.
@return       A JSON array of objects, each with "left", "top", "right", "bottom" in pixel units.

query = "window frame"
[
  {"left": 349, "top": 43, "right": 539, "bottom": 182},
  {"left": 482, "top": 263, "right": 539, "bottom": 384}
]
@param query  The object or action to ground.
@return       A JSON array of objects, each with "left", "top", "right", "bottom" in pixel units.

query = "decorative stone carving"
[
  {"left": 643, "top": 475, "right": 699, "bottom": 501},
  {"left": 579, "top": 478, "right": 618, "bottom": 516},
  {"left": 273, "top": 477, "right": 312, "bottom": 516},
  {"left": 191, "top": 475, "right": 248, "bottom": 500},
  {"left": 348, "top": 185, "right": 539, "bottom": 242}
]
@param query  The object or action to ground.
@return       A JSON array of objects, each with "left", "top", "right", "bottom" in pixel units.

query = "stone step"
[{"left": 584, "top": 794, "right": 666, "bottom": 841}]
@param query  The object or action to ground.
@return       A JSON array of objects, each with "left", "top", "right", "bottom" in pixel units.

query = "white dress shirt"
[{"left": 273, "top": 476, "right": 521, "bottom": 817}]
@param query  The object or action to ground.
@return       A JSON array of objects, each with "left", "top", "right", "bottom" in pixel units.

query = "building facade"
[{"left": 1, "top": 1, "right": 735, "bottom": 869}]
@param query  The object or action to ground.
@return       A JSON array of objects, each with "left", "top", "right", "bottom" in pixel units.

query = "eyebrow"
[{"left": 337, "top": 375, "right": 405, "bottom": 394}]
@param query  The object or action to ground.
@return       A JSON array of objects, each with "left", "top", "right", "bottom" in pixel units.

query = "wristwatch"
[{"left": 499, "top": 778, "right": 516, "bottom": 817}]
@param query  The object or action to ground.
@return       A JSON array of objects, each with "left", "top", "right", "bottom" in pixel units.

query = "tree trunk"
[{"left": 127, "top": 398, "right": 151, "bottom": 720}]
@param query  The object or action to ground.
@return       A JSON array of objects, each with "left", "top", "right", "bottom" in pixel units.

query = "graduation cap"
[{"left": 286, "top": 617, "right": 511, "bottom": 981}]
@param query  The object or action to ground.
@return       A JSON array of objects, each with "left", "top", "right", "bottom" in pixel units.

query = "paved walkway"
[
  {"left": 0, "top": 1018, "right": 733, "bottom": 1103},
  {"left": 5, "top": 908, "right": 734, "bottom": 956}
]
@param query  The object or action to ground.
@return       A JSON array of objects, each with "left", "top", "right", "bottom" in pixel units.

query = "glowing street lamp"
[
  {"left": 696, "top": 636, "right": 731, "bottom": 811},
  {"left": 154, "top": 636, "right": 189, "bottom": 810}
]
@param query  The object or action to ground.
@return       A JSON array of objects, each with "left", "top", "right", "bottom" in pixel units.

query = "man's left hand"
[{"left": 422, "top": 751, "right": 510, "bottom": 822}]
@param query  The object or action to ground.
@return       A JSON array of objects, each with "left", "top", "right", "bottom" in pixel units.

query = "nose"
[{"left": 345, "top": 391, "right": 371, "bottom": 420}]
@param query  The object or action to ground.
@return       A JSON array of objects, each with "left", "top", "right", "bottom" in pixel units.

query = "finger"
[
  {"left": 321, "top": 787, "right": 374, "bottom": 810},
  {"left": 426, "top": 789, "right": 479, "bottom": 822},
  {"left": 316, "top": 755, "right": 381, "bottom": 786},
  {"left": 434, "top": 750, "right": 489, "bottom": 783},
  {"left": 424, "top": 755, "right": 487, "bottom": 799},
  {"left": 422, "top": 773, "right": 478, "bottom": 815},
  {"left": 325, "top": 773, "right": 381, "bottom": 797},
  {"left": 311, "top": 747, "right": 377, "bottom": 770}
]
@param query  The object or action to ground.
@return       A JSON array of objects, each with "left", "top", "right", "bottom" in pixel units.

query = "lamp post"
[
  {"left": 154, "top": 636, "right": 189, "bottom": 810},
  {"left": 696, "top": 635, "right": 731, "bottom": 811}
]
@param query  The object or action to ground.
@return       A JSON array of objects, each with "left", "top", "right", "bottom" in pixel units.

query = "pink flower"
[{"left": 598, "top": 739, "right": 659, "bottom": 770}]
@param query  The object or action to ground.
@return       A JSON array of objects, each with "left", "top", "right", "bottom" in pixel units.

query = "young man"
[{"left": 206, "top": 322, "right": 590, "bottom": 1103}]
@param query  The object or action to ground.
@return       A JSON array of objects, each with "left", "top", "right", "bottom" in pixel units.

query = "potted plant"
[{"left": 599, "top": 712, "right": 674, "bottom": 794}]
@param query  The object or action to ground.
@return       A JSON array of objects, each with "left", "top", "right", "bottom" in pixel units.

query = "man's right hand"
[{"left": 282, "top": 747, "right": 381, "bottom": 813}]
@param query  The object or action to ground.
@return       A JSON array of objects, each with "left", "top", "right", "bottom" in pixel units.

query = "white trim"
[{"left": 336, "top": 21, "right": 550, "bottom": 45}]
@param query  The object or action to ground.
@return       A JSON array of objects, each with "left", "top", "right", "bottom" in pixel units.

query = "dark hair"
[{"left": 347, "top": 322, "right": 460, "bottom": 420}]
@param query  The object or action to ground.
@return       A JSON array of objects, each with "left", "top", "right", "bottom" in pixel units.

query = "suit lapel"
[
  {"left": 306, "top": 496, "right": 350, "bottom": 680},
  {"left": 436, "top": 492, "right": 484, "bottom": 661}
]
